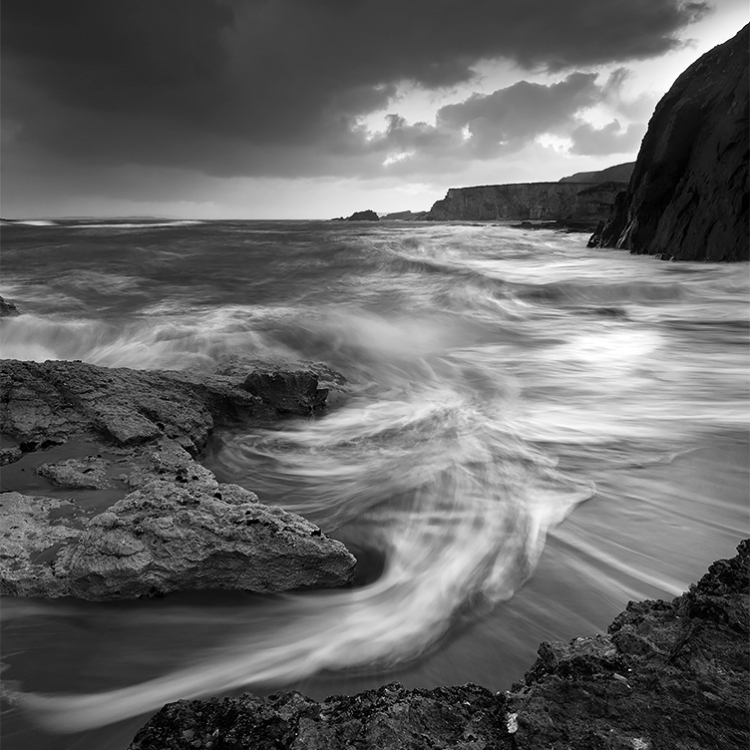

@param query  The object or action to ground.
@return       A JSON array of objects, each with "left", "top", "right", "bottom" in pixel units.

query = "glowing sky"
[{"left": 1, "top": 0, "right": 747, "bottom": 219}]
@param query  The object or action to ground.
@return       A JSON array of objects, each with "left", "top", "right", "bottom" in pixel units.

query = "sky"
[{"left": 1, "top": 0, "right": 747, "bottom": 219}]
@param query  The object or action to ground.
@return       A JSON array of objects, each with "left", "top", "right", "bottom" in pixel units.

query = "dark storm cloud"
[{"left": 2, "top": 0, "right": 708, "bottom": 178}]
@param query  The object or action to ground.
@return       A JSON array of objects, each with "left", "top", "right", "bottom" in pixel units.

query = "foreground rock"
[
  {"left": 590, "top": 25, "right": 749, "bottom": 261},
  {"left": 1, "top": 478, "right": 356, "bottom": 600},
  {"left": 129, "top": 539, "right": 749, "bottom": 749},
  {"left": 0, "top": 359, "right": 357, "bottom": 599}
]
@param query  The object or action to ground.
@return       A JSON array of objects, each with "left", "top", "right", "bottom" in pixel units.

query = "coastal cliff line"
[{"left": 425, "top": 180, "right": 627, "bottom": 227}]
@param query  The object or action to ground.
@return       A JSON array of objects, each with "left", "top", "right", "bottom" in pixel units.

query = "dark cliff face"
[{"left": 593, "top": 25, "right": 749, "bottom": 261}]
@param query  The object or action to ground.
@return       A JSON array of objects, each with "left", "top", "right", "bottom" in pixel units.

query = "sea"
[{"left": 1, "top": 218, "right": 748, "bottom": 749}]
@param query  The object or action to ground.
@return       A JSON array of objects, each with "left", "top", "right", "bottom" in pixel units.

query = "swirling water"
[{"left": 1, "top": 220, "right": 748, "bottom": 749}]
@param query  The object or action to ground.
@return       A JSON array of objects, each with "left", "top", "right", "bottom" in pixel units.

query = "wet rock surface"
[
  {"left": 590, "top": 25, "right": 749, "bottom": 261},
  {"left": 0, "top": 358, "right": 357, "bottom": 599},
  {"left": 242, "top": 369, "right": 329, "bottom": 415},
  {"left": 0, "top": 359, "right": 275, "bottom": 452},
  {"left": 129, "top": 540, "right": 749, "bottom": 749},
  {"left": 0, "top": 492, "right": 83, "bottom": 598},
  {"left": 65, "top": 479, "right": 355, "bottom": 600}
]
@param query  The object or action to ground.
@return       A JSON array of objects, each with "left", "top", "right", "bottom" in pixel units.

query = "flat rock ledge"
[
  {"left": 0, "top": 358, "right": 356, "bottom": 598},
  {"left": 129, "top": 539, "right": 749, "bottom": 749}
]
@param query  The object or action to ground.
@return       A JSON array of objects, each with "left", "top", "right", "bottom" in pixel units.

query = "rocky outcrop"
[
  {"left": 0, "top": 295, "right": 20, "bottom": 317},
  {"left": 425, "top": 181, "right": 626, "bottom": 229},
  {"left": 346, "top": 210, "right": 380, "bottom": 221},
  {"left": 590, "top": 25, "right": 749, "bottom": 261},
  {"left": 559, "top": 162, "right": 635, "bottom": 184},
  {"left": 243, "top": 370, "right": 329, "bottom": 415},
  {"left": 0, "top": 359, "right": 357, "bottom": 599},
  {"left": 129, "top": 540, "right": 749, "bottom": 749},
  {"left": 0, "top": 359, "right": 337, "bottom": 453},
  {"left": 332, "top": 210, "right": 380, "bottom": 221},
  {"left": 0, "top": 480, "right": 355, "bottom": 599}
]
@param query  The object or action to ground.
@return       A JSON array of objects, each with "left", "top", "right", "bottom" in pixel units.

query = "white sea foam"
[{"left": 68, "top": 220, "right": 204, "bottom": 229}]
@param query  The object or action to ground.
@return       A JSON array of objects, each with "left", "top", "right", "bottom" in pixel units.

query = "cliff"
[
  {"left": 425, "top": 181, "right": 627, "bottom": 228},
  {"left": 590, "top": 25, "right": 749, "bottom": 261},
  {"left": 559, "top": 162, "right": 635, "bottom": 184},
  {"left": 130, "top": 539, "right": 750, "bottom": 748}
]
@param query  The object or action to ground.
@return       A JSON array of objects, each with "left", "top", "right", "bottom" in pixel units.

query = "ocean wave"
[
  {"left": 1, "top": 219, "right": 58, "bottom": 226},
  {"left": 69, "top": 220, "right": 204, "bottom": 229}
]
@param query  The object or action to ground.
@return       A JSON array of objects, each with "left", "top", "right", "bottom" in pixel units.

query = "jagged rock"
[
  {"left": 591, "top": 25, "right": 749, "bottom": 261},
  {"left": 65, "top": 480, "right": 356, "bottom": 600},
  {"left": 0, "top": 359, "right": 279, "bottom": 452},
  {"left": 242, "top": 369, "right": 329, "bottom": 415},
  {"left": 504, "top": 538, "right": 749, "bottom": 749},
  {"left": 128, "top": 682, "right": 506, "bottom": 750},
  {"left": 0, "top": 295, "right": 20, "bottom": 317},
  {"left": 128, "top": 541, "right": 749, "bottom": 749},
  {"left": 0, "top": 478, "right": 356, "bottom": 600},
  {"left": 37, "top": 457, "right": 113, "bottom": 489}
]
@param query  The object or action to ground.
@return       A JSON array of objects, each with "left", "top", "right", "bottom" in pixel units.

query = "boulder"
[
  {"left": 37, "top": 456, "right": 113, "bottom": 489},
  {"left": 242, "top": 368, "right": 329, "bottom": 415},
  {"left": 0, "top": 479, "right": 356, "bottom": 600},
  {"left": 590, "top": 25, "right": 749, "bottom": 261},
  {"left": 65, "top": 480, "right": 356, "bottom": 600},
  {"left": 129, "top": 540, "right": 749, "bottom": 749}
]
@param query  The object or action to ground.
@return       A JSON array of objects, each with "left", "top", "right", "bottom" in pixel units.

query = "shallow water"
[{"left": 1, "top": 220, "right": 748, "bottom": 749}]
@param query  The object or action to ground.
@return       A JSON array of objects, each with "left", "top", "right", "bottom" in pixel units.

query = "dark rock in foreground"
[
  {"left": 129, "top": 540, "right": 749, "bottom": 749},
  {"left": 0, "top": 295, "right": 20, "bottom": 317},
  {"left": 243, "top": 369, "right": 328, "bottom": 415},
  {"left": 590, "top": 25, "right": 749, "bottom": 261}
]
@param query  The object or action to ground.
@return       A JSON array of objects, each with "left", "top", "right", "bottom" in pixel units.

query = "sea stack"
[{"left": 590, "top": 25, "right": 749, "bottom": 261}]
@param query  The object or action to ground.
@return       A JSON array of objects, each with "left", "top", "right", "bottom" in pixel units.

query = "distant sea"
[{"left": 1, "top": 219, "right": 748, "bottom": 750}]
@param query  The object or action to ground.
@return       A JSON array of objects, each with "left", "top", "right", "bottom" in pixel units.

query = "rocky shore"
[
  {"left": 0, "top": 357, "right": 356, "bottom": 600},
  {"left": 128, "top": 539, "right": 749, "bottom": 748}
]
